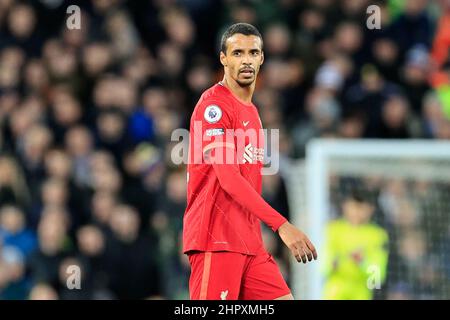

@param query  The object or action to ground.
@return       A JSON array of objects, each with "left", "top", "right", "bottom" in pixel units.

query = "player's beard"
[
  {"left": 236, "top": 79, "right": 254, "bottom": 87},
  {"left": 236, "top": 71, "right": 256, "bottom": 87}
]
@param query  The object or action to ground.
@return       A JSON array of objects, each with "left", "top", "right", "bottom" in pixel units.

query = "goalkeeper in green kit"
[{"left": 323, "top": 191, "right": 389, "bottom": 300}]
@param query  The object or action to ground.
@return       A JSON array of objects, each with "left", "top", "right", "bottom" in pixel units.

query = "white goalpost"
[{"left": 284, "top": 139, "right": 450, "bottom": 300}]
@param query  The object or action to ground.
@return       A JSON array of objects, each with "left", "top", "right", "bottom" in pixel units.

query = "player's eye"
[{"left": 233, "top": 51, "right": 241, "bottom": 56}]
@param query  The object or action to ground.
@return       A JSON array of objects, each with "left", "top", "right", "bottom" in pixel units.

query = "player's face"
[
  {"left": 343, "top": 200, "right": 374, "bottom": 225},
  {"left": 220, "top": 34, "right": 264, "bottom": 87}
]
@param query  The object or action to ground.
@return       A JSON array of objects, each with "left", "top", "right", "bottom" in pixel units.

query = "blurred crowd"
[{"left": 0, "top": 0, "right": 449, "bottom": 299}]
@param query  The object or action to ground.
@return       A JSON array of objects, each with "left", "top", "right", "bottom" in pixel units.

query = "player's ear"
[{"left": 220, "top": 51, "right": 227, "bottom": 67}]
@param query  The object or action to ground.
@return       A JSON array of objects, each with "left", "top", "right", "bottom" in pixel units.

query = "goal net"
[{"left": 283, "top": 139, "right": 450, "bottom": 300}]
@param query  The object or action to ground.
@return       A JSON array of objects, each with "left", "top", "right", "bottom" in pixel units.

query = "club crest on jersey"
[{"left": 204, "top": 105, "right": 222, "bottom": 123}]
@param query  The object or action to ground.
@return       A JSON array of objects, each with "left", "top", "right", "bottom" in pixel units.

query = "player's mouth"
[{"left": 239, "top": 68, "right": 254, "bottom": 76}]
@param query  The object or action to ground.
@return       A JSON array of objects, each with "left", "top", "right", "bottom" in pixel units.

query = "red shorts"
[{"left": 188, "top": 250, "right": 291, "bottom": 300}]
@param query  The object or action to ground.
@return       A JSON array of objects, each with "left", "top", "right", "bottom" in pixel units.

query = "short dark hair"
[
  {"left": 348, "top": 189, "right": 370, "bottom": 204},
  {"left": 220, "top": 23, "right": 263, "bottom": 54}
]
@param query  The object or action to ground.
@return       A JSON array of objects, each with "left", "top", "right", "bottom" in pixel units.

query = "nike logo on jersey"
[{"left": 243, "top": 121, "right": 250, "bottom": 127}]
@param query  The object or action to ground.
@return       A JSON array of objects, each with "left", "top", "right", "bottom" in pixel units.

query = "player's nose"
[{"left": 242, "top": 53, "right": 252, "bottom": 64}]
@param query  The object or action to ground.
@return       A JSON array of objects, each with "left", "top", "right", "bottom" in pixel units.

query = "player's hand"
[{"left": 277, "top": 221, "right": 318, "bottom": 263}]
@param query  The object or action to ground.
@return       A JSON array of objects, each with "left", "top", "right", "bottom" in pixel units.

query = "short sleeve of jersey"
[{"left": 191, "top": 98, "right": 236, "bottom": 158}]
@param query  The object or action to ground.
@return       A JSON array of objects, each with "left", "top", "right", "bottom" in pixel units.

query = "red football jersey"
[{"left": 183, "top": 82, "right": 287, "bottom": 255}]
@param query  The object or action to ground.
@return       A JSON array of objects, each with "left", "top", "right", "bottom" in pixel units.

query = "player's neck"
[{"left": 220, "top": 77, "right": 255, "bottom": 105}]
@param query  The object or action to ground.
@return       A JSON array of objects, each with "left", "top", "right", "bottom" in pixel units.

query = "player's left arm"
[
  {"left": 209, "top": 149, "right": 317, "bottom": 263},
  {"left": 200, "top": 100, "right": 318, "bottom": 263}
]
